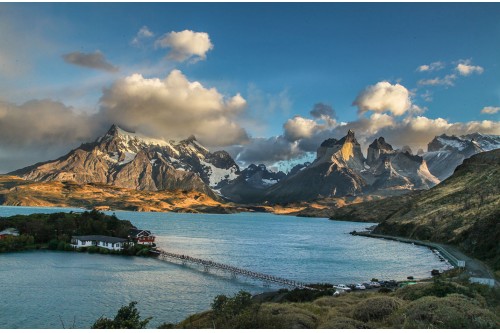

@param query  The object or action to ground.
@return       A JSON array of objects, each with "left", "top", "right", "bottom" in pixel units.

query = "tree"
[{"left": 91, "top": 301, "right": 151, "bottom": 329}]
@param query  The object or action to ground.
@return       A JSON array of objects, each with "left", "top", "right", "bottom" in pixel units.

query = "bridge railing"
[{"left": 153, "top": 249, "right": 312, "bottom": 289}]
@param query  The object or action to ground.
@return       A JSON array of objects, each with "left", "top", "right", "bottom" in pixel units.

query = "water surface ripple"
[{"left": 0, "top": 206, "right": 450, "bottom": 328}]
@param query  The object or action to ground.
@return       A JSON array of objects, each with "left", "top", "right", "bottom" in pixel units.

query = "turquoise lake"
[{"left": 0, "top": 206, "right": 450, "bottom": 328}]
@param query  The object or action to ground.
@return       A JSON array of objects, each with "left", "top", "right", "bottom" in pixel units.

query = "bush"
[
  {"left": 47, "top": 239, "right": 59, "bottom": 250},
  {"left": 57, "top": 241, "right": 66, "bottom": 251},
  {"left": 394, "top": 279, "right": 472, "bottom": 301},
  {"left": 256, "top": 303, "right": 318, "bottom": 329},
  {"left": 87, "top": 246, "right": 99, "bottom": 254},
  {"left": 390, "top": 294, "right": 500, "bottom": 329},
  {"left": 99, "top": 247, "right": 110, "bottom": 254},
  {"left": 92, "top": 301, "right": 151, "bottom": 329},
  {"left": 352, "top": 296, "right": 403, "bottom": 322}
]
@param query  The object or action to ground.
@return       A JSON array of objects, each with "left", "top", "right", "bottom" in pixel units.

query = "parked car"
[
  {"left": 369, "top": 281, "right": 381, "bottom": 288},
  {"left": 347, "top": 284, "right": 357, "bottom": 290},
  {"left": 362, "top": 283, "right": 373, "bottom": 289},
  {"left": 335, "top": 284, "right": 351, "bottom": 292},
  {"left": 355, "top": 283, "right": 366, "bottom": 290}
]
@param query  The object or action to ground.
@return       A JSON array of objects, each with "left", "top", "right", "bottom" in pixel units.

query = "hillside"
[
  {"left": 329, "top": 149, "right": 500, "bottom": 273},
  {"left": 0, "top": 175, "right": 236, "bottom": 214},
  {"left": 153, "top": 277, "right": 500, "bottom": 329}
]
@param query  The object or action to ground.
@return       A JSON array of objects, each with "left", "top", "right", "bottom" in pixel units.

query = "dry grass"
[{"left": 352, "top": 296, "right": 403, "bottom": 322}]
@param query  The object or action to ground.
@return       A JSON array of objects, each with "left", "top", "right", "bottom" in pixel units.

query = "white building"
[{"left": 71, "top": 235, "right": 128, "bottom": 251}]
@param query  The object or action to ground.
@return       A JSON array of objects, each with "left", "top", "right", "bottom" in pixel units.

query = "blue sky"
[{"left": 0, "top": 2, "right": 499, "bottom": 171}]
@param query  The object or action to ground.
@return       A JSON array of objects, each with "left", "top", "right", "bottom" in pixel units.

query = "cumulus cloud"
[
  {"left": 418, "top": 74, "right": 456, "bottom": 87},
  {"left": 481, "top": 106, "right": 500, "bottom": 115},
  {"left": 283, "top": 116, "right": 321, "bottom": 141},
  {"left": 456, "top": 60, "right": 484, "bottom": 76},
  {"left": 99, "top": 69, "right": 248, "bottom": 146},
  {"left": 417, "top": 61, "right": 444, "bottom": 72},
  {"left": 62, "top": 51, "right": 119, "bottom": 72},
  {"left": 155, "top": 30, "right": 213, "bottom": 62},
  {"left": 131, "top": 26, "right": 154, "bottom": 46},
  {"left": 353, "top": 81, "right": 412, "bottom": 116},
  {"left": 309, "top": 103, "right": 336, "bottom": 119}
]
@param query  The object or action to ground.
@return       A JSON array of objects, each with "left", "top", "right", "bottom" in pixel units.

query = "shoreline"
[{"left": 350, "top": 231, "right": 460, "bottom": 268}]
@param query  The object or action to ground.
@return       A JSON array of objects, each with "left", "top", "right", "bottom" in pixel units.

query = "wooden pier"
[{"left": 151, "top": 248, "right": 312, "bottom": 289}]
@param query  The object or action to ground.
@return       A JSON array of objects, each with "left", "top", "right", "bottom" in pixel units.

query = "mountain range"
[{"left": 7, "top": 125, "right": 500, "bottom": 205}]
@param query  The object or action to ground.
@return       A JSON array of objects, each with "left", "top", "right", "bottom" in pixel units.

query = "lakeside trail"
[{"left": 353, "top": 232, "right": 499, "bottom": 288}]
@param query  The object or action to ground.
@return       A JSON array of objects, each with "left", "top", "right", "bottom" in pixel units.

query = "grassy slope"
[
  {"left": 0, "top": 175, "right": 237, "bottom": 213},
  {"left": 168, "top": 277, "right": 499, "bottom": 329},
  {"left": 329, "top": 149, "right": 500, "bottom": 272}
]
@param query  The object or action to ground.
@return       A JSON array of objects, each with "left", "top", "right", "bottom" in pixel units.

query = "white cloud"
[
  {"left": 456, "top": 60, "right": 484, "bottom": 76},
  {"left": 283, "top": 116, "right": 321, "bottom": 141},
  {"left": 418, "top": 74, "right": 456, "bottom": 87},
  {"left": 131, "top": 26, "right": 154, "bottom": 46},
  {"left": 353, "top": 81, "right": 412, "bottom": 116},
  {"left": 481, "top": 106, "right": 500, "bottom": 115},
  {"left": 417, "top": 61, "right": 444, "bottom": 72},
  {"left": 99, "top": 69, "right": 248, "bottom": 146},
  {"left": 155, "top": 30, "right": 213, "bottom": 62}
]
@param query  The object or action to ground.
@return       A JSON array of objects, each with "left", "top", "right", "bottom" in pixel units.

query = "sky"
[{"left": 0, "top": 2, "right": 499, "bottom": 173}]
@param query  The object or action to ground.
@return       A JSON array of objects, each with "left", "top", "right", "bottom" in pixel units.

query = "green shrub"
[
  {"left": 87, "top": 246, "right": 99, "bottom": 254},
  {"left": 352, "top": 296, "right": 403, "bottom": 322},
  {"left": 47, "top": 239, "right": 59, "bottom": 250},
  {"left": 92, "top": 301, "right": 151, "bottom": 329},
  {"left": 390, "top": 294, "right": 500, "bottom": 329},
  {"left": 99, "top": 247, "right": 110, "bottom": 254},
  {"left": 57, "top": 241, "right": 66, "bottom": 251},
  {"left": 394, "top": 280, "right": 472, "bottom": 301}
]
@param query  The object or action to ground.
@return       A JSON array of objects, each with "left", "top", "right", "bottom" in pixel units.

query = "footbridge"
[{"left": 151, "top": 248, "right": 313, "bottom": 290}]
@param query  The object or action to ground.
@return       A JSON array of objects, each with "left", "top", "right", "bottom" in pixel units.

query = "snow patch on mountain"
[{"left": 200, "top": 160, "right": 238, "bottom": 187}]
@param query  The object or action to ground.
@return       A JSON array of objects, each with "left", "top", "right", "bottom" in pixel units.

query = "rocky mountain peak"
[
  {"left": 12, "top": 124, "right": 240, "bottom": 195},
  {"left": 369, "top": 137, "right": 393, "bottom": 151},
  {"left": 367, "top": 137, "right": 394, "bottom": 166},
  {"left": 337, "top": 129, "right": 358, "bottom": 145}
]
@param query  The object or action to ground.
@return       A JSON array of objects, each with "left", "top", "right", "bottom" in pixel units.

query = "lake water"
[{"left": 0, "top": 206, "right": 450, "bottom": 328}]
